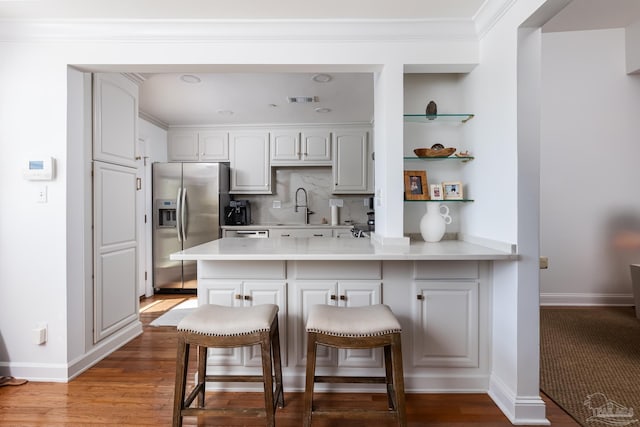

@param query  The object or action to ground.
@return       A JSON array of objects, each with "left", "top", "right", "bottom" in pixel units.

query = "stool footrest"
[
  {"left": 315, "top": 375, "right": 387, "bottom": 384},
  {"left": 312, "top": 408, "right": 399, "bottom": 419},
  {"left": 181, "top": 407, "right": 267, "bottom": 418},
  {"left": 205, "top": 375, "right": 266, "bottom": 383}
]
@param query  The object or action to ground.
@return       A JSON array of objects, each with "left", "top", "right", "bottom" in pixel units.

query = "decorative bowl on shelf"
[{"left": 414, "top": 147, "right": 456, "bottom": 158}]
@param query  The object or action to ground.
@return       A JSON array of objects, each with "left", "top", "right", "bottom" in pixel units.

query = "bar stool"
[
  {"left": 303, "top": 304, "right": 406, "bottom": 427},
  {"left": 172, "top": 304, "right": 284, "bottom": 427}
]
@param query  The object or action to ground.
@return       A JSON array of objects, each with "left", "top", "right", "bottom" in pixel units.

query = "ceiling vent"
[{"left": 287, "top": 96, "right": 319, "bottom": 104}]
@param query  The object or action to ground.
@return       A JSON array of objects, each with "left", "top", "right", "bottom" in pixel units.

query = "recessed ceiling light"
[
  {"left": 312, "top": 74, "right": 332, "bottom": 83},
  {"left": 314, "top": 107, "right": 331, "bottom": 113},
  {"left": 180, "top": 74, "right": 201, "bottom": 84},
  {"left": 217, "top": 110, "right": 234, "bottom": 115}
]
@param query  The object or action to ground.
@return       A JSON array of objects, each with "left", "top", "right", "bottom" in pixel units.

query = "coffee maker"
[{"left": 224, "top": 200, "right": 251, "bottom": 225}]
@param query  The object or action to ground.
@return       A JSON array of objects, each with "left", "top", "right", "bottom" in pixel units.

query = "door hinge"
[
  {"left": 136, "top": 177, "right": 142, "bottom": 190},
  {"left": 144, "top": 271, "right": 147, "bottom": 281},
  {"left": 144, "top": 214, "right": 147, "bottom": 224}
]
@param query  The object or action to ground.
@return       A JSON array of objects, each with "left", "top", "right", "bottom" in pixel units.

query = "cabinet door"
[
  {"left": 93, "top": 161, "right": 139, "bottom": 343},
  {"left": 289, "top": 281, "right": 338, "bottom": 368},
  {"left": 337, "top": 281, "right": 382, "bottom": 367},
  {"left": 230, "top": 131, "right": 271, "bottom": 193},
  {"left": 199, "top": 131, "right": 229, "bottom": 161},
  {"left": 270, "top": 131, "right": 300, "bottom": 164},
  {"left": 301, "top": 130, "right": 331, "bottom": 164},
  {"left": 332, "top": 130, "right": 370, "bottom": 193},
  {"left": 168, "top": 131, "right": 199, "bottom": 161},
  {"left": 243, "top": 281, "right": 287, "bottom": 367},
  {"left": 200, "top": 280, "right": 244, "bottom": 366},
  {"left": 412, "top": 281, "right": 479, "bottom": 368},
  {"left": 93, "top": 73, "right": 138, "bottom": 168}
]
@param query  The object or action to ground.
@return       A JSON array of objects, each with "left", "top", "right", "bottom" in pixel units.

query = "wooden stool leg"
[
  {"left": 271, "top": 317, "right": 285, "bottom": 408},
  {"left": 384, "top": 344, "right": 396, "bottom": 410},
  {"left": 260, "top": 331, "right": 276, "bottom": 427},
  {"left": 391, "top": 334, "right": 407, "bottom": 427},
  {"left": 197, "top": 345, "right": 207, "bottom": 408},
  {"left": 172, "top": 336, "right": 189, "bottom": 427},
  {"left": 303, "top": 332, "right": 318, "bottom": 427}
]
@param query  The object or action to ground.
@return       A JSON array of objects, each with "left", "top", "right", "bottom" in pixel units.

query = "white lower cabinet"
[
  {"left": 289, "top": 280, "right": 382, "bottom": 369},
  {"left": 199, "top": 279, "right": 287, "bottom": 368},
  {"left": 269, "top": 228, "right": 332, "bottom": 238},
  {"left": 412, "top": 280, "right": 479, "bottom": 368}
]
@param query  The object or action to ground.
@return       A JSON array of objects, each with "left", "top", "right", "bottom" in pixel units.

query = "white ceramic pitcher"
[{"left": 419, "top": 203, "right": 452, "bottom": 242}]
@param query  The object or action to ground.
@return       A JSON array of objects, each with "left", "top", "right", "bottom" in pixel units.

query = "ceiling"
[{"left": 3, "top": 0, "right": 640, "bottom": 127}]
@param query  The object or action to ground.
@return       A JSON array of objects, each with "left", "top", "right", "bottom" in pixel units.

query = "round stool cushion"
[
  {"left": 178, "top": 304, "right": 278, "bottom": 336},
  {"left": 306, "top": 304, "right": 401, "bottom": 337}
]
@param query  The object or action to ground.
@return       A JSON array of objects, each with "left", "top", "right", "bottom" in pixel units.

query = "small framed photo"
[
  {"left": 429, "top": 183, "right": 443, "bottom": 200},
  {"left": 442, "top": 181, "right": 464, "bottom": 200},
  {"left": 404, "top": 170, "right": 429, "bottom": 201}
]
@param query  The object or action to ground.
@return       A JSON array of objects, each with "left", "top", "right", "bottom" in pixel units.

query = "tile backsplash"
[{"left": 237, "top": 167, "right": 372, "bottom": 226}]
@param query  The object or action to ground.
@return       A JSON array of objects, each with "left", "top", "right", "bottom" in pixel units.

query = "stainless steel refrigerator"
[{"left": 152, "top": 162, "right": 230, "bottom": 293}]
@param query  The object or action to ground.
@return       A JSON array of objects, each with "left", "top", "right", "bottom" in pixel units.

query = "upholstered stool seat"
[
  {"left": 172, "top": 304, "right": 284, "bottom": 427},
  {"left": 303, "top": 304, "right": 406, "bottom": 427}
]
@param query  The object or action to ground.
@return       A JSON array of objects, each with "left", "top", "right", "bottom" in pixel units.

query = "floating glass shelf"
[
  {"left": 404, "top": 156, "right": 474, "bottom": 162},
  {"left": 404, "top": 114, "right": 475, "bottom": 123}
]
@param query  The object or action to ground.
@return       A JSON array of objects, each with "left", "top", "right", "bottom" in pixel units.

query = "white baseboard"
[
  {"left": 540, "top": 292, "right": 634, "bottom": 306},
  {"left": 0, "top": 321, "right": 142, "bottom": 382},
  {"left": 488, "top": 375, "right": 550, "bottom": 425}
]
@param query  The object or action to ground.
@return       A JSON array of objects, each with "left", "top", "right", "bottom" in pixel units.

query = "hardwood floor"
[{"left": 0, "top": 295, "right": 579, "bottom": 426}]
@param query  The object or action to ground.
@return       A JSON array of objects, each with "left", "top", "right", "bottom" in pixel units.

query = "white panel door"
[
  {"left": 289, "top": 281, "right": 338, "bottom": 368},
  {"left": 412, "top": 281, "right": 479, "bottom": 368},
  {"left": 201, "top": 280, "right": 244, "bottom": 366},
  {"left": 337, "top": 281, "right": 382, "bottom": 367},
  {"left": 93, "top": 161, "right": 138, "bottom": 342},
  {"left": 301, "top": 130, "right": 331, "bottom": 164},
  {"left": 243, "top": 281, "right": 287, "bottom": 367},
  {"left": 332, "top": 130, "right": 369, "bottom": 193},
  {"left": 229, "top": 131, "right": 271, "bottom": 193},
  {"left": 167, "top": 130, "right": 199, "bottom": 161},
  {"left": 199, "top": 131, "right": 229, "bottom": 161},
  {"left": 93, "top": 73, "right": 138, "bottom": 168}
]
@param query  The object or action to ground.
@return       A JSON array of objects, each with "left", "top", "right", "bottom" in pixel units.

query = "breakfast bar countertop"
[{"left": 170, "top": 236, "right": 518, "bottom": 261}]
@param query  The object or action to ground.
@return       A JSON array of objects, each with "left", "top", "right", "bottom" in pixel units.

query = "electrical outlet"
[
  {"left": 33, "top": 323, "right": 47, "bottom": 345},
  {"left": 272, "top": 200, "right": 281, "bottom": 209},
  {"left": 539, "top": 256, "right": 549, "bottom": 269}
]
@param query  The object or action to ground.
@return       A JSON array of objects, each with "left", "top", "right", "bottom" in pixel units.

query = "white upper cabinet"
[
  {"left": 270, "top": 129, "right": 331, "bottom": 166},
  {"left": 229, "top": 130, "right": 271, "bottom": 194},
  {"left": 93, "top": 73, "right": 139, "bottom": 168},
  {"left": 332, "top": 129, "right": 373, "bottom": 194},
  {"left": 168, "top": 129, "right": 229, "bottom": 162}
]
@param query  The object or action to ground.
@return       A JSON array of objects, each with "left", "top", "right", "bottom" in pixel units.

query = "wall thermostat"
[{"left": 24, "top": 157, "right": 55, "bottom": 181}]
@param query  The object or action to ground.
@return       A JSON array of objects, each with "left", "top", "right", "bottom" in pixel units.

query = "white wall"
[
  {"left": 625, "top": 20, "right": 640, "bottom": 74},
  {"left": 540, "top": 28, "right": 640, "bottom": 305}
]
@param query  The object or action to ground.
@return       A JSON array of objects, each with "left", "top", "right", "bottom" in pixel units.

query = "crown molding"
[
  {"left": 474, "top": 0, "right": 518, "bottom": 40},
  {"left": 0, "top": 18, "right": 479, "bottom": 43},
  {"left": 138, "top": 110, "right": 169, "bottom": 130}
]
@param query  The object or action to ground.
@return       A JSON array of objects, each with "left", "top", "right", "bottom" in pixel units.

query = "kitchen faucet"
[{"left": 294, "top": 187, "right": 314, "bottom": 225}]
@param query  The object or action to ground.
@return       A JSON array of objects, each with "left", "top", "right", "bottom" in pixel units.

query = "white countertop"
[
  {"left": 221, "top": 224, "right": 353, "bottom": 230},
  {"left": 170, "top": 237, "right": 517, "bottom": 261}
]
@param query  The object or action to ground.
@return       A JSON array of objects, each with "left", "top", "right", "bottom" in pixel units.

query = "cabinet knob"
[
  {"left": 281, "top": 234, "right": 291, "bottom": 237},
  {"left": 330, "top": 295, "right": 336, "bottom": 300},
  {"left": 235, "top": 294, "right": 242, "bottom": 300},
  {"left": 417, "top": 294, "right": 424, "bottom": 301},
  {"left": 244, "top": 295, "right": 251, "bottom": 301},
  {"left": 339, "top": 295, "right": 346, "bottom": 301},
  {"left": 313, "top": 234, "right": 323, "bottom": 237}
]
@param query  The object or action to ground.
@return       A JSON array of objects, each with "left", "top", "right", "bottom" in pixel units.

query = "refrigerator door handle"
[
  {"left": 181, "top": 187, "right": 188, "bottom": 241},
  {"left": 176, "top": 187, "right": 183, "bottom": 242}
]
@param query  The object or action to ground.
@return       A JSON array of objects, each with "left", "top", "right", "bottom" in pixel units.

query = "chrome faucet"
[{"left": 294, "top": 187, "right": 314, "bottom": 225}]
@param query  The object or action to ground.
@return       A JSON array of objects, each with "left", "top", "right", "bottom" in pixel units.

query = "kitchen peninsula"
[{"left": 171, "top": 236, "right": 516, "bottom": 393}]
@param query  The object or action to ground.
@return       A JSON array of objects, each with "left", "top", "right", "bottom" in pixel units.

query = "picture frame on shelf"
[
  {"left": 442, "top": 181, "right": 464, "bottom": 200},
  {"left": 404, "top": 170, "right": 429, "bottom": 200},
  {"left": 429, "top": 183, "right": 444, "bottom": 200}
]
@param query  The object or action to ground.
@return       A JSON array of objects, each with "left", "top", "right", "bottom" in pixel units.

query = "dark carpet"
[{"left": 540, "top": 307, "right": 640, "bottom": 426}]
